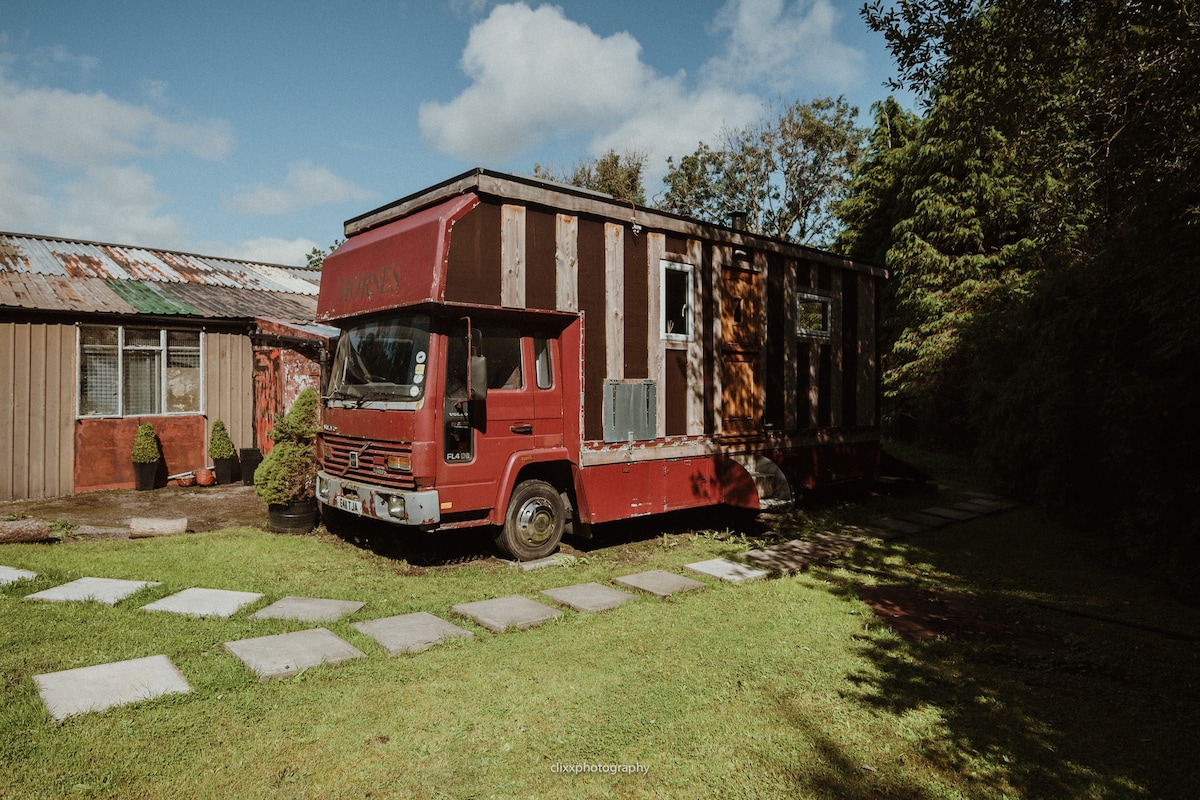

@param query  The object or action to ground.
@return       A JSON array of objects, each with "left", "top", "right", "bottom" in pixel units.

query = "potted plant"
[
  {"left": 208, "top": 419, "right": 239, "bottom": 484},
  {"left": 131, "top": 423, "right": 162, "bottom": 491},
  {"left": 254, "top": 388, "right": 320, "bottom": 533}
]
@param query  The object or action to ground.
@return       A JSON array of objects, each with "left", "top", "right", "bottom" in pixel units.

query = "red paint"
[
  {"left": 317, "top": 194, "right": 479, "bottom": 322},
  {"left": 74, "top": 415, "right": 205, "bottom": 492}
]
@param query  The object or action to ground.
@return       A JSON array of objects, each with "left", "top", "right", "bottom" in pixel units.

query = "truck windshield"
[{"left": 327, "top": 315, "right": 431, "bottom": 403}]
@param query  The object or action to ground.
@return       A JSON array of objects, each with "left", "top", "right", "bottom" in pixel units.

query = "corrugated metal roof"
[{"left": 0, "top": 232, "right": 320, "bottom": 322}]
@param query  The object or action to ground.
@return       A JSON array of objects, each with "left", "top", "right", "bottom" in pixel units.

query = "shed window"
[
  {"left": 661, "top": 260, "right": 694, "bottom": 342},
  {"left": 78, "top": 326, "right": 203, "bottom": 417},
  {"left": 796, "top": 293, "right": 831, "bottom": 339}
]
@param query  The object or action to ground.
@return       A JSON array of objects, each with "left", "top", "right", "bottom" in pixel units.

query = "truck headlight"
[{"left": 387, "top": 494, "right": 406, "bottom": 519}]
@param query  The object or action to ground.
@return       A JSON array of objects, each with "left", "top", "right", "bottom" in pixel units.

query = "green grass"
[{"left": 2, "top": 494, "right": 1198, "bottom": 799}]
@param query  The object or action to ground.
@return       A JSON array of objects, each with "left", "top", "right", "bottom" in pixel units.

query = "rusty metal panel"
[{"left": 1, "top": 233, "right": 320, "bottom": 320}]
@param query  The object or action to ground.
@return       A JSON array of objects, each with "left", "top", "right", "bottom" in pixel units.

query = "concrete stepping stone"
[
  {"left": 452, "top": 595, "right": 563, "bottom": 633},
  {"left": 129, "top": 517, "right": 188, "bottom": 538},
  {"left": 872, "top": 517, "right": 926, "bottom": 536},
  {"left": 955, "top": 499, "right": 1013, "bottom": 513},
  {"left": 26, "top": 576, "right": 161, "bottom": 606},
  {"left": 684, "top": 558, "right": 770, "bottom": 583},
  {"left": 614, "top": 569, "right": 706, "bottom": 597},
  {"left": 503, "top": 553, "right": 573, "bottom": 571},
  {"left": 354, "top": 611, "right": 474, "bottom": 655},
  {"left": 251, "top": 596, "right": 365, "bottom": 623},
  {"left": 923, "top": 506, "right": 978, "bottom": 521},
  {"left": 894, "top": 510, "right": 953, "bottom": 528},
  {"left": 541, "top": 582, "right": 639, "bottom": 612},
  {"left": 1, "top": 565, "right": 38, "bottom": 586},
  {"left": 839, "top": 523, "right": 899, "bottom": 541},
  {"left": 141, "top": 587, "right": 263, "bottom": 618},
  {"left": 34, "top": 654, "right": 192, "bottom": 720},
  {"left": 741, "top": 532, "right": 865, "bottom": 575},
  {"left": 225, "top": 628, "right": 367, "bottom": 681}
]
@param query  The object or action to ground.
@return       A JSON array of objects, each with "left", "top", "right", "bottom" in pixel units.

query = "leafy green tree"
[
  {"left": 660, "top": 97, "right": 865, "bottom": 246},
  {"left": 534, "top": 149, "right": 648, "bottom": 205},
  {"left": 859, "top": 0, "right": 1200, "bottom": 585},
  {"left": 305, "top": 239, "right": 345, "bottom": 270}
]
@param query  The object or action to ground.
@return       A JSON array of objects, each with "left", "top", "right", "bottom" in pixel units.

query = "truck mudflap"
[{"left": 317, "top": 471, "right": 440, "bottom": 527}]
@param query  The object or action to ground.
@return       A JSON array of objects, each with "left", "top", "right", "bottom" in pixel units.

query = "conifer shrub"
[
  {"left": 131, "top": 423, "right": 162, "bottom": 463},
  {"left": 254, "top": 388, "right": 319, "bottom": 506},
  {"left": 208, "top": 419, "right": 236, "bottom": 460}
]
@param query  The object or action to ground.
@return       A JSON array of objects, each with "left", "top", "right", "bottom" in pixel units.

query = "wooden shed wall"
[
  {"left": 0, "top": 321, "right": 75, "bottom": 501},
  {"left": 0, "top": 324, "right": 255, "bottom": 501},
  {"left": 204, "top": 332, "right": 255, "bottom": 457}
]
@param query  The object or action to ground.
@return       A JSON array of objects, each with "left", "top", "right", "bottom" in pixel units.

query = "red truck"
[{"left": 315, "top": 169, "right": 886, "bottom": 560}]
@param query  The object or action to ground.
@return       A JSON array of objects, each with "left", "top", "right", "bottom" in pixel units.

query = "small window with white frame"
[
  {"left": 78, "top": 325, "right": 203, "bottom": 417},
  {"left": 661, "top": 260, "right": 694, "bottom": 342},
  {"left": 796, "top": 292, "right": 832, "bottom": 339}
]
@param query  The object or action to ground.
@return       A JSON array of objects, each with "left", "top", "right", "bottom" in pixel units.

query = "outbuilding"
[{"left": 0, "top": 232, "right": 331, "bottom": 501}]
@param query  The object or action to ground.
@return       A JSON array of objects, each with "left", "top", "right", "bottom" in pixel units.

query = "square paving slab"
[
  {"left": 871, "top": 517, "right": 926, "bottom": 536},
  {"left": 741, "top": 532, "right": 864, "bottom": 575},
  {"left": 250, "top": 596, "right": 365, "bottom": 623},
  {"left": 614, "top": 570, "right": 706, "bottom": 597},
  {"left": 1, "top": 565, "right": 37, "bottom": 586},
  {"left": 923, "top": 506, "right": 979, "bottom": 521},
  {"left": 684, "top": 558, "right": 770, "bottom": 583},
  {"left": 225, "top": 628, "right": 367, "bottom": 681},
  {"left": 26, "top": 576, "right": 161, "bottom": 606},
  {"left": 541, "top": 582, "right": 639, "bottom": 612},
  {"left": 955, "top": 499, "right": 1013, "bottom": 513},
  {"left": 354, "top": 611, "right": 474, "bottom": 655},
  {"left": 34, "top": 655, "right": 192, "bottom": 720},
  {"left": 894, "top": 511, "right": 953, "bottom": 528},
  {"left": 452, "top": 595, "right": 563, "bottom": 632},
  {"left": 141, "top": 587, "right": 263, "bottom": 618}
]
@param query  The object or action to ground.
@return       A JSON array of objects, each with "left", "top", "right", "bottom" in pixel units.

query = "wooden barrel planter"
[{"left": 267, "top": 499, "right": 318, "bottom": 534}]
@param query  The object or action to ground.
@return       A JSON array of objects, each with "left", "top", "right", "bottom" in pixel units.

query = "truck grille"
[{"left": 320, "top": 435, "right": 416, "bottom": 490}]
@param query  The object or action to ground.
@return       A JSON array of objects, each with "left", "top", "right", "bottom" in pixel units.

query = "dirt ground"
[{"left": 0, "top": 484, "right": 267, "bottom": 537}]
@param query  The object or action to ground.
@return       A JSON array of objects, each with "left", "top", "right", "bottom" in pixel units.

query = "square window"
[{"left": 797, "top": 293, "right": 831, "bottom": 338}]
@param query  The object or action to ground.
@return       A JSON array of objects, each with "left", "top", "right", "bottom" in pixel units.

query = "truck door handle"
[{"left": 510, "top": 424, "right": 533, "bottom": 435}]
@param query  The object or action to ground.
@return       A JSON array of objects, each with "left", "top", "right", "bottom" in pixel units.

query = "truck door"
[{"left": 438, "top": 324, "right": 563, "bottom": 519}]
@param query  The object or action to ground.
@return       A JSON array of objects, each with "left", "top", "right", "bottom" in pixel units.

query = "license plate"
[{"left": 336, "top": 496, "right": 363, "bottom": 515}]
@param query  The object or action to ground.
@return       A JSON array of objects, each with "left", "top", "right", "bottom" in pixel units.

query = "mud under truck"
[{"left": 314, "top": 169, "right": 886, "bottom": 560}]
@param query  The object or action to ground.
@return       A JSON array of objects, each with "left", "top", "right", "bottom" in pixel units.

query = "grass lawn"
[{"left": 2, "top": 477, "right": 1198, "bottom": 799}]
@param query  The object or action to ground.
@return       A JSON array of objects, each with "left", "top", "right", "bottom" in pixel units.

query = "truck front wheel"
[{"left": 496, "top": 479, "right": 565, "bottom": 561}]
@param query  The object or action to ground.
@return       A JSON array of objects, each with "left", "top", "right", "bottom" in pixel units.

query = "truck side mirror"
[{"left": 469, "top": 355, "right": 488, "bottom": 402}]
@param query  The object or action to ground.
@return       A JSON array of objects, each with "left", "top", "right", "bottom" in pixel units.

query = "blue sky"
[{"left": 0, "top": 0, "right": 911, "bottom": 265}]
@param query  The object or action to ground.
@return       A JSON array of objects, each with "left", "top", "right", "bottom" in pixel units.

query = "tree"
[
  {"left": 534, "top": 149, "right": 648, "bottom": 205},
  {"left": 305, "top": 239, "right": 345, "bottom": 270},
  {"left": 660, "top": 97, "right": 866, "bottom": 246},
  {"left": 858, "top": 0, "right": 1200, "bottom": 587}
]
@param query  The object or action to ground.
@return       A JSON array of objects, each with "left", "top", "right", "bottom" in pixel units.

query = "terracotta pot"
[
  {"left": 195, "top": 467, "right": 216, "bottom": 486},
  {"left": 176, "top": 475, "right": 197, "bottom": 487}
]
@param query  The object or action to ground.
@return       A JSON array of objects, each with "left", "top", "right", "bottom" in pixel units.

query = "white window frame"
[
  {"left": 796, "top": 292, "right": 832, "bottom": 339},
  {"left": 76, "top": 324, "right": 206, "bottom": 418},
  {"left": 660, "top": 260, "right": 695, "bottom": 343}
]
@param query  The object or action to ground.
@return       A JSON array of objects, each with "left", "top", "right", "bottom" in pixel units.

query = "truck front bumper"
[{"left": 316, "top": 471, "right": 441, "bottom": 528}]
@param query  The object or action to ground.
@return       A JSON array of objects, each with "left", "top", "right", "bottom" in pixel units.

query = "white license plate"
[{"left": 336, "top": 496, "right": 363, "bottom": 515}]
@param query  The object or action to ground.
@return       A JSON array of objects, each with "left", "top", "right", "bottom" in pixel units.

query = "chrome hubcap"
[{"left": 515, "top": 498, "right": 556, "bottom": 545}]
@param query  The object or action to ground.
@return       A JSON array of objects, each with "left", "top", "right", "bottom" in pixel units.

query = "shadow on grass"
[{"left": 809, "top": 524, "right": 1200, "bottom": 800}]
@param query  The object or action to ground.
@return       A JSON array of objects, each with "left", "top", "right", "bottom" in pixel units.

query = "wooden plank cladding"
[
  {"left": 438, "top": 187, "right": 884, "bottom": 446},
  {"left": 0, "top": 322, "right": 74, "bottom": 501}
]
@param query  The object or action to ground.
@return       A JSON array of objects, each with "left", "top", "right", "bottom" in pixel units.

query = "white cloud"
[
  {"left": 419, "top": 1, "right": 865, "bottom": 183},
  {"left": 420, "top": 3, "right": 660, "bottom": 162},
  {"left": 224, "top": 161, "right": 377, "bottom": 216},
  {"left": 704, "top": 0, "right": 865, "bottom": 93},
  {"left": 211, "top": 236, "right": 322, "bottom": 267},
  {"left": 0, "top": 63, "right": 231, "bottom": 247}
]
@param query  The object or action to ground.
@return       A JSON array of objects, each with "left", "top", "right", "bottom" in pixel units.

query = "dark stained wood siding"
[
  {"left": 445, "top": 202, "right": 502, "bottom": 306},
  {"left": 525, "top": 207, "right": 558, "bottom": 311},
  {"left": 623, "top": 233, "right": 649, "bottom": 379},
  {"left": 665, "top": 348, "right": 689, "bottom": 436},
  {"left": 576, "top": 218, "right": 607, "bottom": 440}
]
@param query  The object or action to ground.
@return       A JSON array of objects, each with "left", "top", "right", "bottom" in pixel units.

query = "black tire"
[{"left": 495, "top": 479, "right": 565, "bottom": 561}]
